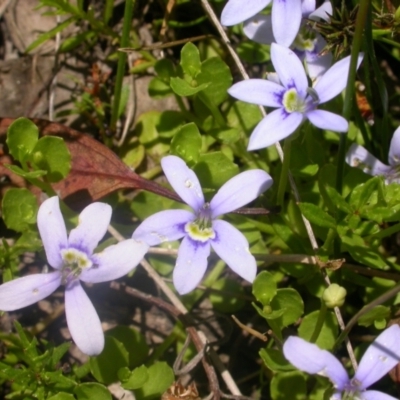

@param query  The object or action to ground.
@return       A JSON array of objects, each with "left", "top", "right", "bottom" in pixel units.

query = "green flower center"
[
  {"left": 293, "top": 28, "right": 316, "bottom": 52},
  {"left": 283, "top": 88, "right": 305, "bottom": 113},
  {"left": 61, "top": 248, "right": 92, "bottom": 281},
  {"left": 185, "top": 203, "right": 215, "bottom": 242}
]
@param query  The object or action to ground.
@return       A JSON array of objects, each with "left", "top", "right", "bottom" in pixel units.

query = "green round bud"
[
  {"left": 322, "top": 283, "right": 347, "bottom": 308},
  {"left": 263, "top": 305, "right": 272, "bottom": 314}
]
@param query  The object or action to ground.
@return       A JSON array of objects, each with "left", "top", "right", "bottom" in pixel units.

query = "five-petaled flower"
[
  {"left": 346, "top": 127, "right": 400, "bottom": 184},
  {"left": 228, "top": 43, "right": 363, "bottom": 151},
  {"left": 221, "top": 0, "right": 302, "bottom": 47},
  {"left": 283, "top": 325, "right": 400, "bottom": 400},
  {"left": 133, "top": 155, "right": 273, "bottom": 295},
  {"left": 243, "top": 0, "right": 333, "bottom": 81},
  {"left": 0, "top": 197, "right": 148, "bottom": 355}
]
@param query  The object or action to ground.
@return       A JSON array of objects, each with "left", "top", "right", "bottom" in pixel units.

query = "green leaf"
[
  {"left": 270, "top": 288, "right": 304, "bottom": 328},
  {"left": 252, "top": 271, "right": 277, "bottom": 306},
  {"left": 170, "top": 123, "right": 202, "bottom": 164},
  {"left": 148, "top": 77, "right": 173, "bottom": 99},
  {"left": 210, "top": 278, "right": 246, "bottom": 313},
  {"left": 89, "top": 336, "right": 129, "bottom": 385},
  {"left": 135, "top": 362, "right": 174, "bottom": 400},
  {"left": 47, "top": 393, "right": 75, "bottom": 400},
  {"left": 236, "top": 41, "right": 270, "bottom": 63},
  {"left": 259, "top": 348, "right": 293, "bottom": 373},
  {"left": 298, "top": 203, "right": 336, "bottom": 229},
  {"left": 349, "top": 177, "right": 380, "bottom": 210},
  {"left": 74, "top": 383, "right": 111, "bottom": 400},
  {"left": 298, "top": 310, "right": 338, "bottom": 349},
  {"left": 30, "top": 136, "right": 71, "bottom": 182},
  {"left": 193, "top": 152, "right": 239, "bottom": 190},
  {"left": 121, "top": 365, "right": 149, "bottom": 390},
  {"left": 270, "top": 371, "right": 307, "bottom": 400},
  {"left": 358, "top": 305, "right": 390, "bottom": 327},
  {"left": 324, "top": 185, "right": 353, "bottom": 213},
  {"left": 154, "top": 59, "right": 176, "bottom": 81},
  {"left": 170, "top": 77, "right": 209, "bottom": 96},
  {"left": 5, "top": 164, "right": 47, "bottom": 179},
  {"left": 180, "top": 42, "right": 202, "bottom": 77},
  {"left": 6, "top": 117, "right": 39, "bottom": 163},
  {"left": 2, "top": 188, "right": 38, "bottom": 232}
]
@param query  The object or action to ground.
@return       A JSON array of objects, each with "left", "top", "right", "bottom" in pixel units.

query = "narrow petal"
[
  {"left": 354, "top": 325, "right": 400, "bottom": 389},
  {"left": 221, "top": 0, "right": 272, "bottom": 26},
  {"left": 161, "top": 156, "right": 204, "bottom": 212},
  {"left": 362, "top": 391, "right": 398, "bottom": 400},
  {"left": 243, "top": 14, "right": 274, "bottom": 44},
  {"left": 173, "top": 236, "right": 210, "bottom": 295},
  {"left": 301, "top": 0, "right": 316, "bottom": 17},
  {"left": 81, "top": 239, "right": 149, "bottom": 283},
  {"left": 65, "top": 281, "right": 104, "bottom": 355},
  {"left": 68, "top": 202, "right": 111, "bottom": 255},
  {"left": 314, "top": 54, "right": 364, "bottom": 103},
  {"left": 306, "top": 109, "right": 348, "bottom": 132},
  {"left": 211, "top": 220, "right": 257, "bottom": 282},
  {"left": 132, "top": 210, "right": 192, "bottom": 246},
  {"left": 228, "top": 79, "right": 284, "bottom": 107},
  {"left": 210, "top": 170, "right": 273, "bottom": 217},
  {"left": 346, "top": 143, "right": 392, "bottom": 177},
  {"left": 271, "top": 43, "right": 308, "bottom": 95},
  {"left": 248, "top": 108, "right": 303, "bottom": 151},
  {"left": 283, "top": 336, "right": 349, "bottom": 390},
  {"left": 37, "top": 197, "right": 68, "bottom": 269},
  {"left": 309, "top": 1, "right": 332, "bottom": 21},
  {"left": 388, "top": 126, "right": 400, "bottom": 166},
  {"left": 272, "top": 0, "right": 302, "bottom": 46},
  {"left": 0, "top": 272, "right": 61, "bottom": 311},
  {"left": 305, "top": 35, "right": 332, "bottom": 82}
]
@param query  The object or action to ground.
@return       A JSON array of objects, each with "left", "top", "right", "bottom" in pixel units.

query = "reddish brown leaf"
[{"left": 0, "top": 118, "right": 180, "bottom": 208}]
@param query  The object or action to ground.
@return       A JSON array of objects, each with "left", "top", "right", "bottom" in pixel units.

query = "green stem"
[
  {"left": 277, "top": 139, "right": 291, "bottom": 207},
  {"left": 104, "top": 0, "right": 114, "bottom": 25},
  {"left": 335, "top": 0, "right": 369, "bottom": 194},
  {"left": 110, "top": 0, "right": 135, "bottom": 133},
  {"left": 310, "top": 302, "right": 327, "bottom": 343}
]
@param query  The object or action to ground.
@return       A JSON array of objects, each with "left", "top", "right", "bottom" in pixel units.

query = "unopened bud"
[{"left": 322, "top": 283, "right": 346, "bottom": 308}]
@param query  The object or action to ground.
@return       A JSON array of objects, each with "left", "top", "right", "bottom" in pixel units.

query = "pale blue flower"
[
  {"left": 0, "top": 197, "right": 148, "bottom": 355},
  {"left": 244, "top": 0, "right": 333, "bottom": 81},
  {"left": 133, "top": 155, "right": 273, "bottom": 295},
  {"left": 346, "top": 127, "right": 400, "bottom": 184},
  {"left": 283, "top": 325, "right": 400, "bottom": 400},
  {"left": 228, "top": 43, "right": 363, "bottom": 150},
  {"left": 221, "top": 0, "right": 302, "bottom": 47}
]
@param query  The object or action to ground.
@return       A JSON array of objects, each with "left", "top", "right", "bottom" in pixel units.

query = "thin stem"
[
  {"left": 335, "top": 0, "right": 369, "bottom": 194},
  {"left": 104, "top": 0, "right": 114, "bottom": 25},
  {"left": 110, "top": 0, "right": 135, "bottom": 133},
  {"left": 276, "top": 139, "right": 291, "bottom": 207},
  {"left": 309, "top": 302, "right": 327, "bottom": 343}
]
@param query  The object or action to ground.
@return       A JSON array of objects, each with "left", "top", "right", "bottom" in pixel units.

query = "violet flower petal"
[
  {"left": 271, "top": 43, "right": 308, "bottom": 95},
  {"left": 305, "top": 35, "right": 332, "bottom": 82},
  {"left": 243, "top": 14, "right": 274, "bottom": 44},
  {"left": 309, "top": 0, "right": 332, "bottom": 21},
  {"left": 37, "top": 197, "right": 68, "bottom": 269},
  {"left": 362, "top": 391, "right": 398, "bottom": 400},
  {"left": 221, "top": 0, "right": 272, "bottom": 26},
  {"left": 161, "top": 156, "right": 204, "bottom": 212},
  {"left": 283, "top": 336, "right": 349, "bottom": 390},
  {"left": 301, "top": 0, "right": 316, "bottom": 17},
  {"left": 248, "top": 108, "right": 303, "bottom": 151},
  {"left": 228, "top": 79, "right": 284, "bottom": 108},
  {"left": 210, "top": 170, "right": 273, "bottom": 218},
  {"left": 173, "top": 236, "right": 210, "bottom": 295},
  {"left": 132, "top": 210, "right": 192, "bottom": 246},
  {"left": 314, "top": 54, "right": 363, "bottom": 104},
  {"left": 346, "top": 144, "right": 392, "bottom": 177},
  {"left": 388, "top": 126, "right": 400, "bottom": 166},
  {"left": 0, "top": 272, "right": 62, "bottom": 311},
  {"left": 81, "top": 239, "right": 149, "bottom": 283},
  {"left": 65, "top": 281, "right": 104, "bottom": 356},
  {"left": 68, "top": 202, "right": 112, "bottom": 255},
  {"left": 272, "top": 0, "right": 302, "bottom": 46},
  {"left": 306, "top": 109, "right": 348, "bottom": 132},
  {"left": 211, "top": 220, "right": 257, "bottom": 282},
  {"left": 354, "top": 325, "right": 400, "bottom": 390}
]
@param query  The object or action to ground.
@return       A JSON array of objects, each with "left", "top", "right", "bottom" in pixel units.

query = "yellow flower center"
[{"left": 283, "top": 88, "right": 305, "bottom": 113}]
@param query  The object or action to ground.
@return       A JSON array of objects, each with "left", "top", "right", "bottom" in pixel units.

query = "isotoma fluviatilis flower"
[
  {"left": 228, "top": 43, "right": 363, "bottom": 151},
  {"left": 221, "top": 0, "right": 302, "bottom": 47},
  {"left": 283, "top": 325, "right": 400, "bottom": 400},
  {"left": 0, "top": 197, "right": 148, "bottom": 355},
  {"left": 244, "top": 0, "right": 333, "bottom": 81},
  {"left": 133, "top": 155, "right": 273, "bottom": 295},
  {"left": 346, "top": 127, "right": 400, "bottom": 184}
]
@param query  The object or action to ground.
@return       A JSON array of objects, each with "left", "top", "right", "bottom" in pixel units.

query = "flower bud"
[{"left": 322, "top": 283, "right": 347, "bottom": 308}]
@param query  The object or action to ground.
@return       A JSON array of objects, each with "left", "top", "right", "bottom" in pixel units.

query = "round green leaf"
[
  {"left": 270, "top": 288, "right": 304, "bottom": 328},
  {"left": 47, "top": 393, "right": 75, "bottom": 400},
  {"left": 74, "top": 383, "right": 111, "bottom": 400},
  {"left": 252, "top": 271, "right": 277, "bottom": 306},
  {"left": 270, "top": 371, "right": 307, "bottom": 400},
  {"left": 180, "top": 42, "right": 201, "bottom": 78},
  {"left": 170, "top": 123, "right": 202, "bottom": 164},
  {"left": 210, "top": 278, "right": 246, "bottom": 313},
  {"left": 2, "top": 188, "right": 38, "bottom": 232},
  {"left": 121, "top": 365, "right": 149, "bottom": 390}
]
